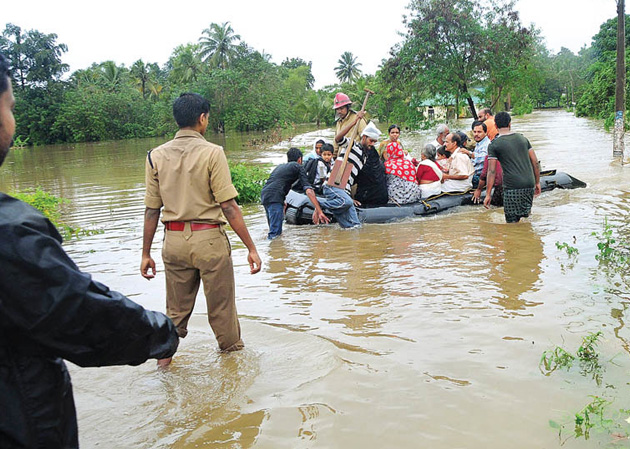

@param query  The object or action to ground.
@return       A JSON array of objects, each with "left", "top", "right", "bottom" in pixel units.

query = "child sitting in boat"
[
  {"left": 436, "top": 145, "right": 451, "bottom": 173},
  {"left": 311, "top": 143, "right": 334, "bottom": 194}
]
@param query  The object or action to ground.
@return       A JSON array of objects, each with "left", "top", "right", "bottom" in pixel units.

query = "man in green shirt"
[{"left": 484, "top": 111, "right": 541, "bottom": 223}]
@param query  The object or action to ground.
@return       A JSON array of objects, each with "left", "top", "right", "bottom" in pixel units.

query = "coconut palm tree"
[
  {"left": 130, "top": 59, "right": 149, "bottom": 98},
  {"left": 100, "top": 61, "right": 125, "bottom": 90},
  {"left": 198, "top": 22, "right": 241, "bottom": 70},
  {"left": 168, "top": 44, "right": 203, "bottom": 84},
  {"left": 335, "top": 51, "right": 363, "bottom": 83}
]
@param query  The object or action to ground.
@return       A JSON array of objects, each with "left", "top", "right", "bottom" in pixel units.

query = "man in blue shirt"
[{"left": 471, "top": 120, "right": 490, "bottom": 188}]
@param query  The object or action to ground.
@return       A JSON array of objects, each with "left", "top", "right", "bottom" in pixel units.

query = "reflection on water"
[{"left": 3, "top": 111, "right": 630, "bottom": 448}]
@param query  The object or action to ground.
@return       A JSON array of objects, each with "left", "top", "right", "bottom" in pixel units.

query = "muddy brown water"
[{"left": 2, "top": 111, "right": 629, "bottom": 448}]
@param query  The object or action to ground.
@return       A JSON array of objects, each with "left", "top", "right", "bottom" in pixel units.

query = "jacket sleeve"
[
  {"left": 0, "top": 209, "right": 178, "bottom": 367},
  {"left": 297, "top": 164, "right": 313, "bottom": 191}
]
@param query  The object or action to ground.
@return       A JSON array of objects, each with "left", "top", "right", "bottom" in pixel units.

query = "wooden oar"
[{"left": 327, "top": 88, "right": 375, "bottom": 190}]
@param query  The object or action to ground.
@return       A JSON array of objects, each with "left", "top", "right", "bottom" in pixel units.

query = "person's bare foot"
[{"left": 157, "top": 357, "right": 172, "bottom": 368}]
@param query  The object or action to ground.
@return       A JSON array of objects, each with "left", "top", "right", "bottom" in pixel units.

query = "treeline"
[{"left": 0, "top": 2, "right": 627, "bottom": 146}]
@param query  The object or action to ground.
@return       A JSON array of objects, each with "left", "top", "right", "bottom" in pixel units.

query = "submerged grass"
[{"left": 11, "top": 187, "right": 103, "bottom": 240}]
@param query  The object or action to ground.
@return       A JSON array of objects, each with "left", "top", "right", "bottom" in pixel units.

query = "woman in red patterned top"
[{"left": 383, "top": 125, "right": 422, "bottom": 204}]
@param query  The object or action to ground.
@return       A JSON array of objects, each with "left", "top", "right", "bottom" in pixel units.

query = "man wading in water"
[
  {"left": 0, "top": 52, "right": 179, "bottom": 449},
  {"left": 484, "top": 111, "right": 541, "bottom": 222},
  {"left": 141, "top": 93, "right": 261, "bottom": 366}
]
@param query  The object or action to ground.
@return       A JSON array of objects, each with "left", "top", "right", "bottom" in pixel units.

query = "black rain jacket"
[{"left": 0, "top": 193, "right": 179, "bottom": 448}]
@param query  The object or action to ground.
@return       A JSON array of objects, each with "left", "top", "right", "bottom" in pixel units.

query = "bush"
[
  {"left": 229, "top": 162, "right": 268, "bottom": 204},
  {"left": 11, "top": 187, "right": 103, "bottom": 239}
]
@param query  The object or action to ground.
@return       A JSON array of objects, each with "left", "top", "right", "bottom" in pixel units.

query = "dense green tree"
[
  {"left": 193, "top": 51, "right": 291, "bottom": 132},
  {"left": 167, "top": 44, "right": 203, "bottom": 84},
  {"left": 0, "top": 23, "right": 68, "bottom": 90},
  {"left": 281, "top": 57, "right": 315, "bottom": 89},
  {"left": 382, "top": 0, "right": 536, "bottom": 118},
  {"left": 53, "top": 87, "right": 154, "bottom": 142},
  {"left": 198, "top": 22, "right": 241, "bottom": 70},
  {"left": 130, "top": 59, "right": 150, "bottom": 98},
  {"left": 335, "top": 52, "right": 362, "bottom": 83},
  {"left": 574, "top": 15, "right": 630, "bottom": 126}
]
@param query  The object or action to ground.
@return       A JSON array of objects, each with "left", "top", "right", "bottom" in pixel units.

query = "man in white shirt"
[{"left": 441, "top": 132, "right": 474, "bottom": 192}]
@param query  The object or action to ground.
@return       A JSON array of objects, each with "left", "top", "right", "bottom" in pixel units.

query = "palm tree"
[
  {"left": 198, "top": 22, "right": 241, "bottom": 69},
  {"left": 335, "top": 51, "right": 363, "bottom": 83},
  {"left": 168, "top": 44, "right": 203, "bottom": 84},
  {"left": 130, "top": 59, "right": 149, "bottom": 98},
  {"left": 100, "top": 61, "right": 125, "bottom": 90}
]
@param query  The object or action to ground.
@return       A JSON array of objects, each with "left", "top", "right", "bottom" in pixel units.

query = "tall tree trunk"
[
  {"left": 614, "top": 0, "right": 625, "bottom": 159},
  {"left": 490, "top": 86, "right": 503, "bottom": 111},
  {"left": 460, "top": 83, "right": 478, "bottom": 120}
]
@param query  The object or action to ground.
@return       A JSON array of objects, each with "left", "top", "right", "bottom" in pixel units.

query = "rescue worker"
[
  {"left": 0, "top": 52, "right": 179, "bottom": 449},
  {"left": 141, "top": 93, "right": 262, "bottom": 367},
  {"left": 332, "top": 92, "right": 368, "bottom": 157}
]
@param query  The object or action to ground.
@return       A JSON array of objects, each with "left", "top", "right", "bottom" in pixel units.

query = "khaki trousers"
[{"left": 162, "top": 225, "right": 243, "bottom": 351}]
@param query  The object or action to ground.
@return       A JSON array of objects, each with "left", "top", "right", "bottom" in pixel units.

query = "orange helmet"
[{"left": 333, "top": 92, "right": 352, "bottom": 110}]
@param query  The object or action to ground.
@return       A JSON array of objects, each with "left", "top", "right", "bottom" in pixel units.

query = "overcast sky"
[{"left": 2, "top": 0, "right": 618, "bottom": 89}]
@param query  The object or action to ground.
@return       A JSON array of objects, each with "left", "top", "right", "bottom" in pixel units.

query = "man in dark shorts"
[{"left": 483, "top": 111, "right": 541, "bottom": 223}]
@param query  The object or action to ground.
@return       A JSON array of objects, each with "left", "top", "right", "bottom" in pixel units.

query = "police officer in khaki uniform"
[
  {"left": 332, "top": 92, "right": 367, "bottom": 158},
  {"left": 141, "top": 93, "right": 261, "bottom": 367}
]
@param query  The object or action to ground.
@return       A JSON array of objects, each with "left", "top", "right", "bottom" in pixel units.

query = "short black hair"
[
  {"left": 287, "top": 147, "right": 303, "bottom": 162},
  {"left": 456, "top": 131, "right": 468, "bottom": 148},
  {"left": 437, "top": 145, "right": 451, "bottom": 158},
  {"left": 0, "top": 53, "right": 10, "bottom": 95},
  {"left": 388, "top": 124, "right": 401, "bottom": 133},
  {"left": 320, "top": 143, "right": 333, "bottom": 154},
  {"left": 172, "top": 93, "right": 210, "bottom": 128},
  {"left": 495, "top": 111, "right": 511, "bottom": 128},
  {"left": 449, "top": 132, "right": 462, "bottom": 147},
  {"left": 472, "top": 120, "right": 487, "bottom": 132},
  {"left": 315, "top": 139, "right": 325, "bottom": 146}
]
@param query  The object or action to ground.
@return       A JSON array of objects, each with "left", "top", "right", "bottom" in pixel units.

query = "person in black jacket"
[
  {"left": 0, "top": 52, "right": 179, "bottom": 448},
  {"left": 260, "top": 147, "right": 329, "bottom": 239}
]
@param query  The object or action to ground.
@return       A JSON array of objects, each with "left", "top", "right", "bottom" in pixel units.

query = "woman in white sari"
[{"left": 416, "top": 144, "right": 443, "bottom": 199}]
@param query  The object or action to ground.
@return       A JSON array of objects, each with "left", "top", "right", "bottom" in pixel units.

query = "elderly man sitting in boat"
[{"left": 441, "top": 132, "right": 474, "bottom": 193}]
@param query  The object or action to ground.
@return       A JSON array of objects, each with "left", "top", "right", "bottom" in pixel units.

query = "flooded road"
[{"left": 2, "top": 111, "right": 629, "bottom": 448}]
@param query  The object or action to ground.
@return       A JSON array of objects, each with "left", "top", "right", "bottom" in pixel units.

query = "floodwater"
[{"left": 2, "top": 111, "right": 630, "bottom": 448}]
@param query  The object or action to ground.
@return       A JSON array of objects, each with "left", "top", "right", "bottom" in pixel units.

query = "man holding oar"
[
  {"left": 319, "top": 120, "right": 384, "bottom": 227},
  {"left": 320, "top": 89, "right": 385, "bottom": 228},
  {"left": 333, "top": 92, "right": 368, "bottom": 158}
]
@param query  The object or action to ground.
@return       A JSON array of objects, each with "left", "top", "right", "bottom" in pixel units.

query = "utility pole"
[{"left": 614, "top": 0, "right": 625, "bottom": 160}]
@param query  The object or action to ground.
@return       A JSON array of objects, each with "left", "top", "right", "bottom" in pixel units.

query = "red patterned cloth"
[{"left": 384, "top": 141, "right": 416, "bottom": 182}]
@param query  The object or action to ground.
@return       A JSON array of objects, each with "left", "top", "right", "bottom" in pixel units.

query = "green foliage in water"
[
  {"left": 592, "top": 218, "right": 630, "bottom": 266},
  {"left": 229, "top": 162, "right": 268, "bottom": 205},
  {"left": 11, "top": 187, "right": 103, "bottom": 240},
  {"left": 540, "top": 346, "right": 576, "bottom": 375},
  {"left": 543, "top": 331, "right": 630, "bottom": 443},
  {"left": 13, "top": 187, "right": 65, "bottom": 226},
  {"left": 540, "top": 331, "right": 604, "bottom": 383},
  {"left": 555, "top": 241, "right": 579, "bottom": 257}
]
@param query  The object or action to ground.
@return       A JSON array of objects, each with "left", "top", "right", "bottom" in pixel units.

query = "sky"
[{"left": 2, "top": 0, "right": 619, "bottom": 89}]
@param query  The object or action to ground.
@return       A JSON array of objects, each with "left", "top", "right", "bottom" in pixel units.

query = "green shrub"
[
  {"left": 11, "top": 187, "right": 102, "bottom": 239},
  {"left": 229, "top": 163, "right": 268, "bottom": 204}
]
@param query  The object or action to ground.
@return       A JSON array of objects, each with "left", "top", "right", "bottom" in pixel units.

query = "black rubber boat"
[{"left": 285, "top": 170, "right": 587, "bottom": 225}]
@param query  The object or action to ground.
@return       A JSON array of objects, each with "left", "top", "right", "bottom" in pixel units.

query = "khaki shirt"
[
  {"left": 333, "top": 110, "right": 367, "bottom": 157},
  {"left": 144, "top": 130, "right": 238, "bottom": 224}
]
